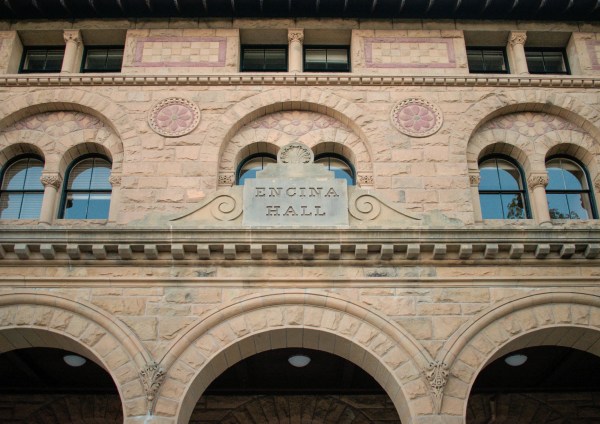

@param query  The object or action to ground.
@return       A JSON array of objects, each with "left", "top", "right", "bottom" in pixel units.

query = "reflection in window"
[
  {"left": 237, "top": 154, "right": 277, "bottom": 185},
  {"left": 304, "top": 47, "right": 350, "bottom": 72},
  {"left": 20, "top": 48, "right": 64, "bottom": 73},
  {"left": 466, "top": 47, "right": 509, "bottom": 73},
  {"left": 479, "top": 157, "right": 529, "bottom": 219},
  {"left": 546, "top": 157, "right": 596, "bottom": 219},
  {"left": 525, "top": 49, "right": 569, "bottom": 74},
  {"left": 241, "top": 46, "right": 287, "bottom": 72},
  {"left": 0, "top": 156, "right": 44, "bottom": 219},
  {"left": 82, "top": 47, "right": 124, "bottom": 72},
  {"left": 314, "top": 154, "right": 355, "bottom": 185},
  {"left": 61, "top": 156, "right": 112, "bottom": 219}
]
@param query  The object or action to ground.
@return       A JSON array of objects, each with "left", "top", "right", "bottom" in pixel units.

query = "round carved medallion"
[
  {"left": 148, "top": 98, "right": 200, "bottom": 137},
  {"left": 390, "top": 98, "right": 443, "bottom": 137},
  {"left": 278, "top": 142, "right": 314, "bottom": 164}
]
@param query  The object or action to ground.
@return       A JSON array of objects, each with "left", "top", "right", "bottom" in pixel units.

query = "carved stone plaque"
[{"left": 243, "top": 177, "right": 348, "bottom": 227}]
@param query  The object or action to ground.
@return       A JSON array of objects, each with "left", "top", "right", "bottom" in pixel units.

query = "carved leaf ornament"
[
  {"left": 391, "top": 98, "right": 443, "bottom": 137},
  {"left": 148, "top": 97, "right": 200, "bottom": 137}
]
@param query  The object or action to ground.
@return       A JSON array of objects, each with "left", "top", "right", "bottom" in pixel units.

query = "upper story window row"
[{"left": 6, "top": 28, "right": 599, "bottom": 76}]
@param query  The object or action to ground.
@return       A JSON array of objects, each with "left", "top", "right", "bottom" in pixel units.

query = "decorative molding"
[
  {"left": 139, "top": 361, "right": 166, "bottom": 415},
  {"left": 0, "top": 74, "right": 599, "bottom": 88},
  {"left": 469, "top": 173, "right": 480, "bottom": 187},
  {"left": 40, "top": 174, "right": 62, "bottom": 189},
  {"left": 527, "top": 173, "right": 549, "bottom": 190},
  {"left": 148, "top": 97, "right": 200, "bottom": 137},
  {"left": 364, "top": 37, "right": 456, "bottom": 69},
  {"left": 425, "top": 360, "right": 449, "bottom": 414},
  {"left": 358, "top": 174, "right": 374, "bottom": 185},
  {"left": 131, "top": 36, "right": 227, "bottom": 68},
  {"left": 509, "top": 32, "right": 527, "bottom": 46},
  {"left": 288, "top": 30, "right": 304, "bottom": 44},
  {"left": 390, "top": 98, "right": 443, "bottom": 137},
  {"left": 278, "top": 142, "right": 313, "bottom": 164}
]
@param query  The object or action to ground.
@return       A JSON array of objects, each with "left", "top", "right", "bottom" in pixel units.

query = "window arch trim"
[
  {"left": 314, "top": 152, "right": 356, "bottom": 185},
  {"left": 235, "top": 152, "right": 277, "bottom": 185}
]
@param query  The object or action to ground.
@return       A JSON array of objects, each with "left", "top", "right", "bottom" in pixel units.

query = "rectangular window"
[
  {"left": 525, "top": 49, "right": 569, "bottom": 74},
  {"left": 304, "top": 46, "right": 350, "bottom": 72},
  {"left": 82, "top": 47, "right": 124, "bottom": 72},
  {"left": 20, "top": 47, "right": 64, "bottom": 73},
  {"left": 466, "top": 47, "right": 508, "bottom": 73},
  {"left": 241, "top": 46, "right": 287, "bottom": 72}
]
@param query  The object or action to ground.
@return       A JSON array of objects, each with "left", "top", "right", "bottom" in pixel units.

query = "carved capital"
[
  {"left": 527, "top": 173, "right": 549, "bottom": 190},
  {"left": 425, "top": 361, "right": 449, "bottom": 414},
  {"left": 40, "top": 174, "right": 62, "bottom": 189},
  {"left": 358, "top": 174, "right": 374, "bottom": 186},
  {"left": 594, "top": 175, "right": 600, "bottom": 192},
  {"left": 140, "top": 361, "right": 166, "bottom": 414},
  {"left": 63, "top": 30, "right": 82, "bottom": 45},
  {"left": 218, "top": 174, "right": 234, "bottom": 186},
  {"left": 509, "top": 32, "right": 527, "bottom": 47},
  {"left": 109, "top": 175, "right": 122, "bottom": 187},
  {"left": 288, "top": 30, "right": 304, "bottom": 44},
  {"left": 469, "top": 173, "right": 481, "bottom": 187}
]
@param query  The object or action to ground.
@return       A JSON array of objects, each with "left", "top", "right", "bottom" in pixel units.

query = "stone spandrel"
[{"left": 243, "top": 176, "right": 349, "bottom": 227}]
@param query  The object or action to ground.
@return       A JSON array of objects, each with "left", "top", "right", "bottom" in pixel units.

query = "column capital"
[
  {"left": 594, "top": 175, "right": 600, "bottom": 192},
  {"left": 40, "top": 173, "right": 62, "bottom": 189},
  {"left": 288, "top": 29, "right": 304, "bottom": 44},
  {"left": 509, "top": 31, "right": 527, "bottom": 47},
  {"left": 109, "top": 174, "right": 122, "bottom": 187},
  {"left": 527, "top": 173, "right": 549, "bottom": 190},
  {"left": 468, "top": 172, "right": 481, "bottom": 187},
  {"left": 63, "top": 30, "right": 82, "bottom": 45}
]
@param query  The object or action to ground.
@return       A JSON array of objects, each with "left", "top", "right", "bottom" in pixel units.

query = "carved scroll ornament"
[
  {"left": 140, "top": 361, "right": 166, "bottom": 414},
  {"left": 425, "top": 360, "right": 449, "bottom": 414}
]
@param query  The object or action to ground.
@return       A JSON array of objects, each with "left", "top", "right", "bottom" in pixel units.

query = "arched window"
[
  {"left": 546, "top": 156, "right": 596, "bottom": 219},
  {"left": 60, "top": 155, "right": 112, "bottom": 219},
  {"left": 236, "top": 153, "right": 277, "bottom": 185},
  {"left": 314, "top": 153, "right": 355, "bottom": 185},
  {"left": 478, "top": 156, "right": 529, "bottom": 219},
  {"left": 0, "top": 155, "right": 44, "bottom": 219}
]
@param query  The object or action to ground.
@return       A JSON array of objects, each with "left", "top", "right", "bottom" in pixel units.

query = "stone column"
[
  {"left": 108, "top": 174, "right": 121, "bottom": 223},
  {"left": 469, "top": 172, "right": 483, "bottom": 222},
  {"left": 288, "top": 29, "right": 304, "bottom": 73},
  {"left": 527, "top": 173, "right": 551, "bottom": 226},
  {"left": 61, "top": 30, "right": 82, "bottom": 73},
  {"left": 39, "top": 173, "right": 62, "bottom": 225},
  {"left": 508, "top": 31, "right": 529, "bottom": 75}
]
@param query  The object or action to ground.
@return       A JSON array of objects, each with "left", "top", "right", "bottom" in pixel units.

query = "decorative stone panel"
[
  {"left": 390, "top": 98, "right": 443, "bottom": 137},
  {"left": 148, "top": 97, "right": 200, "bottom": 137}
]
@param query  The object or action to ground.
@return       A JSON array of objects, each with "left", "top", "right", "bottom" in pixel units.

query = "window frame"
[
  {"left": 236, "top": 153, "right": 278, "bottom": 185},
  {"left": 0, "top": 154, "right": 45, "bottom": 219},
  {"left": 19, "top": 46, "right": 65, "bottom": 73},
  {"left": 466, "top": 46, "right": 510, "bottom": 74},
  {"left": 545, "top": 155, "right": 598, "bottom": 220},
  {"left": 240, "top": 45, "right": 288, "bottom": 72},
  {"left": 314, "top": 152, "right": 356, "bottom": 185},
  {"left": 524, "top": 48, "right": 570, "bottom": 75},
  {"left": 478, "top": 154, "right": 531, "bottom": 220},
  {"left": 303, "top": 45, "right": 351, "bottom": 72},
  {"left": 81, "top": 46, "right": 124, "bottom": 73},
  {"left": 59, "top": 154, "right": 112, "bottom": 220}
]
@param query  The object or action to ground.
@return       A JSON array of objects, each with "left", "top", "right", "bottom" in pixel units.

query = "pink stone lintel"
[
  {"left": 133, "top": 36, "right": 227, "bottom": 67},
  {"left": 364, "top": 37, "right": 457, "bottom": 69}
]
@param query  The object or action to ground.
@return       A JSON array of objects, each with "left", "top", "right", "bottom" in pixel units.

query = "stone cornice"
[
  {"left": 0, "top": 227, "right": 597, "bottom": 263},
  {"left": 1, "top": 74, "right": 600, "bottom": 88}
]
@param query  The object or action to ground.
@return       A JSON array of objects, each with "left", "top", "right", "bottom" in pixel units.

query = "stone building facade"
[{"left": 1, "top": 3, "right": 600, "bottom": 424}]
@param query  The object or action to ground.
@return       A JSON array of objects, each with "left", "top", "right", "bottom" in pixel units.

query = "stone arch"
[
  {"left": 0, "top": 143, "right": 45, "bottom": 168},
  {"left": 156, "top": 291, "right": 434, "bottom": 424},
  {"left": 463, "top": 91, "right": 600, "bottom": 146},
  {"left": 439, "top": 291, "right": 600, "bottom": 419},
  {"left": 0, "top": 291, "right": 152, "bottom": 420},
  {"left": 467, "top": 132, "right": 534, "bottom": 174},
  {"left": 207, "top": 89, "right": 377, "bottom": 186}
]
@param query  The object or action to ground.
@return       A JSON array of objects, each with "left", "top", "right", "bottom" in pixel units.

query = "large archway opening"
[
  {"left": 467, "top": 342, "right": 600, "bottom": 423},
  {"left": 189, "top": 347, "right": 401, "bottom": 423},
  {"left": 0, "top": 346, "right": 122, "bottom": 423}
]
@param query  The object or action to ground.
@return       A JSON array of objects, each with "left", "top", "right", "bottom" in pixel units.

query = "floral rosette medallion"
[
  {"left": 148, "top": 98, "right": 200, "bottom": 137},
  {"left": 390, "top": 98, "right": 443, "bottom": 137}
]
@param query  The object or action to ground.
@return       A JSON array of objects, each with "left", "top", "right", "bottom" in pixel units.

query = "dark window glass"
[
  {"left": 525, "top": 49, "right": 569, "bottom": 74},
  {"left": 0, "top": 156, "right": 44, "bottom": 219},
  {"left": 546, "top": 157, "right": 596, "bottom": 219},
  {"left": 61, "top": 156, "right": 112, "bottom": 219},
  {"left": 21, "top": 48, "right": 64, "bottom": 73},
  {"left": 466, "top": 48, "right": 508, "bottom": 73},
  {"left": 237, "top": 154, "right": 277, "bottom": 185},
  {"left": 314, "top": 154, "right": 355, "bottom": 185},
  {"left": 241, "top": 47, "right": 287, "bottom": 72},
  {"left": 479, "top": 157, "right": 529, "bottom": 219},
  {"left": 304, "top": 47, "right": 350, "bottom": 72},
  {"left": 82, "top": 47, "right": 124, "bottom": 72}
]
